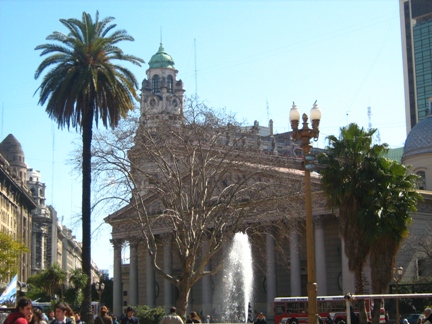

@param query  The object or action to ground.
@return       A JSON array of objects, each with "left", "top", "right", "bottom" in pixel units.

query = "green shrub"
[{"left": 133, "top": 305, "right": 166, "bottom": 324}]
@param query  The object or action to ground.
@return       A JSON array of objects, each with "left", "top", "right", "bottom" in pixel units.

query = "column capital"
[
  {"left": 313, "top": 215, "right": 325, "bottom": 228},
  {"left": 129, "top": 236, "right": 142, "bottom": 248},
  {"left": 110, "top": 238, "right": 125, "bottom": 249}
]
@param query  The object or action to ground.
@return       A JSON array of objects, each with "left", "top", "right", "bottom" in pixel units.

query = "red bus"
[{"left": 274, "top": 295, "right": 385, "bottom": 324}]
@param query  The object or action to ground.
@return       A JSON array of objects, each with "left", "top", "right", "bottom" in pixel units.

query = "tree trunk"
[
  {"left": 175, "top": 279, "right": 191, "bottom": 320},
  {"left": 354, "top": 268, "right": 368, "bottom": 324},
  {"left": 81, "top": 110, "right": 94, "bottom": 324},
  {"left": 371, "top": 299, "right": 382, "bottom": 324}
]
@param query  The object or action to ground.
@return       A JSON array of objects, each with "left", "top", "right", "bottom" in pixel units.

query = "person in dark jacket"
[
  {"left": 254, "top": 313, "right": 267, "bottom": 324},
  {"left": 51, "top": 303, "right": 73, "bottom": 324},
  {"left": 186, "top": 312, "right": 201, "bottom": 323},
  {"left": 423, "top": 308, "right": 432, "bottom": 324},
  {"left": 94, "top": 306, "right": 113, "bottom": 324},
  {"left": 3, "top": 297, "right": 33, "bottom": 324},
  {"left": 120, "top": 307, "right": 138, "bottom": 324}
]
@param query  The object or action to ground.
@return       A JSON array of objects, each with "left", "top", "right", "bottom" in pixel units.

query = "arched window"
[
  {"left": 167, "top": 75, "right": 173, "bottom": 93},
  {"left": 152, "top": 75, "right": 160, "bottom": 92},
  {"left": 416, "top": 171, "right": 426, "bottom": 190}
]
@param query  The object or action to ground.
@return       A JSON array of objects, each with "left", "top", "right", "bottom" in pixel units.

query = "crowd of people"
[{"left": 3, "top": 298, "right": 430, "bottom": 324}]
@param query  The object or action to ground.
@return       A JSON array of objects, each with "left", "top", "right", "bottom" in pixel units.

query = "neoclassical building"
[
  {"left": 105, "top": 44, "right": 432, "bottom": 322},
  {"left": 0, "top": 134, "right": 102, "bottom": 287},
  {"left": 105, "top": 44, "right": 365, "bottom": 320},
  {"left": 0, "top": 134, "right": 36, "bottom": 283}
]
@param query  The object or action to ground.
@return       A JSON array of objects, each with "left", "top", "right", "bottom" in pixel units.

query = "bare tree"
[{"left": 93, "top": 98, "right": 304, "bottom": 316}]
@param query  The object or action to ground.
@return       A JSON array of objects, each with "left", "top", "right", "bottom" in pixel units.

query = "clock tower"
[{"left": 140, "top": 43, "right": 185, "bottom": 129}]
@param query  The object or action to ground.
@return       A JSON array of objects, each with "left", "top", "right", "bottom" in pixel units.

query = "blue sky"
[{"left": 0, "top": 0, "right": 407, "bottom": 276}]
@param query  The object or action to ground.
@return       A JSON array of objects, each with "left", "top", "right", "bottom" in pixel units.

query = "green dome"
[{"left": 148, "top": 43, "right": 175, "bottom": 69}]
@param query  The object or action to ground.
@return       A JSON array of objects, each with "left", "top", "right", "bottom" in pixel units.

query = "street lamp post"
[
  {"left": 95, "top": 281, "right": 105, "bottom": 309},
  {"left": 394, "top": 266, "right": 403, "bottom": 324},
  {"left": 289, "top": 101, "right": 322, "bottom": 324}
]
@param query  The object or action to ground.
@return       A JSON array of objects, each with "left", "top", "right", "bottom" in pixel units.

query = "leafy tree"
[
  {"left": 320, "top": 124, "right": 421, "bottom": 324},
  {"left": 367, "top": 159, "right": 420, "bottom": 323},
  {"left": 134, "top": 305, "right": 166, "bottom": 324},
  {"left": 95, "top": 98, "right": 302, "bottom": 316},
  {"left": 34, "top": 11, "right": 144, "bottom": 323},
  {"left": 65, "top": 269, "right": 89, "bottom": 308},
  {"left": 0, "top": 231, "right": 29, "bottom": 282},
  {"left": 27, "top": 263, "right": 67, "bottom": 299},
  {"left": 320, "top": 124, "right": 388, "bottom": 295}
]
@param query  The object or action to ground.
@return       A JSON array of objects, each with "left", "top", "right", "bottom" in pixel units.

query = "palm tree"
[
  {"left": 27, "top": 264, "right": 67, "bottom": 300},
  {"left": 367, "top": 159, "right": 420, "bottom": 324},
  {"left": 67, "top": 268, "right": 89, "bottom": 307},
  {"left": 319, "top": 123, "right": 388, "bottom": 324},
  {"left": 34, "top": 11, "right": 143, "bottom": 323}
]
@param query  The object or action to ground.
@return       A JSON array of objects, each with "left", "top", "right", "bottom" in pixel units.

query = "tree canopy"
[
  {"left": 34, "top": 11, "right": 143, "bottom": 323},
  {"left": 320, "top": 123, "right": 421, "bottom": 324},
  {"left": 0, "top": 231, "right": 29, "bottom": 283}
]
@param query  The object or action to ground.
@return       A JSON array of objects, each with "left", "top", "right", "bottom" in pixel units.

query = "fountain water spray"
[{"left": 217, "top": 232, "right": 254, "bottom": 323}]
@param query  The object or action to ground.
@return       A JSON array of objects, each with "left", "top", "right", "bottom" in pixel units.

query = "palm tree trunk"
[{"left": 81, "top": 109, "right": 94, "bottom": 324}]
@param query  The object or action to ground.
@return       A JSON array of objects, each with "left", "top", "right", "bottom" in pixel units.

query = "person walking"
[
  {"left": 3, "top": 297, "right": 33, "bottom": 324},
  {"left": 423, "top": 308, "right": 432, "bottom": 324},
  {"left": 160, "top": 307, "right": 183, "bottom": 324},
  {"left": 186, "top": 312, "right": 201, "bottom": 323},
  {"left": 50, "top": 303, "right": 73, "bottom": 324},
  {"left": 253, "top": 313, "right": 267, "bottom": 324},
  {"left": 120, "top": 307, "right": 138, "bottom": 324},
  {"left": 32, "top": 307, "right": 48, "bottom": 324},
  {"left": 95, "top": 306, "right": 113, "bottom": 324}
]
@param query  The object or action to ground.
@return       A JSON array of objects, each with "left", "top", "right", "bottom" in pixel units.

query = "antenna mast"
[
  {"left": 194, "top": 38, "right": 198, "bottom": 97},
  {"left": 367, "top": 106, "right": 372, "bottom": 130},
  {"left": 266, "top": 98, "right": 270, "bottom": 122},
  {"left": 368, "top": 106, "right": 381, "bottom": 144}
]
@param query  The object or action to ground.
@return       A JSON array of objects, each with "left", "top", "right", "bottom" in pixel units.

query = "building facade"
[
  {"left": 400, "top": 0, "right": 432, "bottom": 133},
  {"left": 0, "top": 134, "right": 101, "bottom": 288},
  {"left": 105, "top": 43, "right": 432, "bottom": 321},
  {"left": 105, "top": 44, "right": 356, "bottom": 319},
  {"left": 0, "top": 135, "right": 36, "bottom": 283}
]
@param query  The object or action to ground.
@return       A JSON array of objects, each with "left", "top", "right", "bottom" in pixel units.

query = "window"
[
  {"left": 416, "top": 171, "right": 426, "bottom": 189},
  {"left": 152, "top": 75, "right": 160, "bottom": 92},
  {"left": 167, "top": 75, "right": 173, "bottom": 92},
  {"left": 418, "top": 258, "right": 432, "bottom": 277}
]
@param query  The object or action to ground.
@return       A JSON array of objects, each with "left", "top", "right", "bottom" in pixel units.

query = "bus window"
[
  {"left": 276, "top": 304, "right": 285, "bottom": 316},
  {"left": 287, "top": 302, "right": 298, "bottom": 314},
  {"left": 332, "top": 301, "right": 345, "bottom": 312},
  {"left": 299, "top": 302, "right": 307, "bottom": 313},
  {"left": 318, "top": 301, "right": 331, "bottom": 313}
]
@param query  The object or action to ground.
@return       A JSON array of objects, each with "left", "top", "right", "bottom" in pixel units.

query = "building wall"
[{"left": 400, "top": 0, "right": 432, "bottom": 132}]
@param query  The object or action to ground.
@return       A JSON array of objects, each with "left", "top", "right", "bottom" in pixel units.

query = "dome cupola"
[
  {"left": 403, "top": 115, "right": 432, "bottom": 159},
  {"left": 148, "top": 43, "right": 175, "bottom": 69}
]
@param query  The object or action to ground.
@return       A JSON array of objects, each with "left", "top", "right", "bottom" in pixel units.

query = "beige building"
[
  {"left": 105, "top": 44, "right": 432, "bottom": 321},
  {"left": 0, "top": 134, "right": 101, "bottom": 287},
  {"left": 0, "top": 134, "right": 37, "bottom": 284}
]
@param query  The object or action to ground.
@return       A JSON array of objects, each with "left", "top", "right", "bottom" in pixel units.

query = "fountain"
[{"left": 215, "top": 232, "right": 254, "bottom": 323}]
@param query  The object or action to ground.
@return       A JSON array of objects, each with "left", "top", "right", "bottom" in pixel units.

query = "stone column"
[
  {"left": 290, "top": 231, "right": 301, "bottom": 296},
  {"left": 146, "top": 249, "right": 155, "bottom": 307},
  {"left": 202, "top": 239, "right": 212, "bottom": 316},
  {"left": 164, "top": 236, "right": 173, "bottom": 312},
  {"left": 341, "top": 238, "right": 355, "bottom": 293},
  {"left": 31, "top": 229, "right": 37, "bottom": 270},
  {"left": 266, "top": 233, "right": 276, "bottom": 319},
  {"left": 314, "top": 216, "right": 327, "bottom": 295},
  {"left": 112, "top": 239, "right": 123, "bottom": 317},
  {"left": 129, "top": 238, "right": 139, "bottom": 306},
  {"left": 41, "top": 230, "right": 46, "bottom": 269}
]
